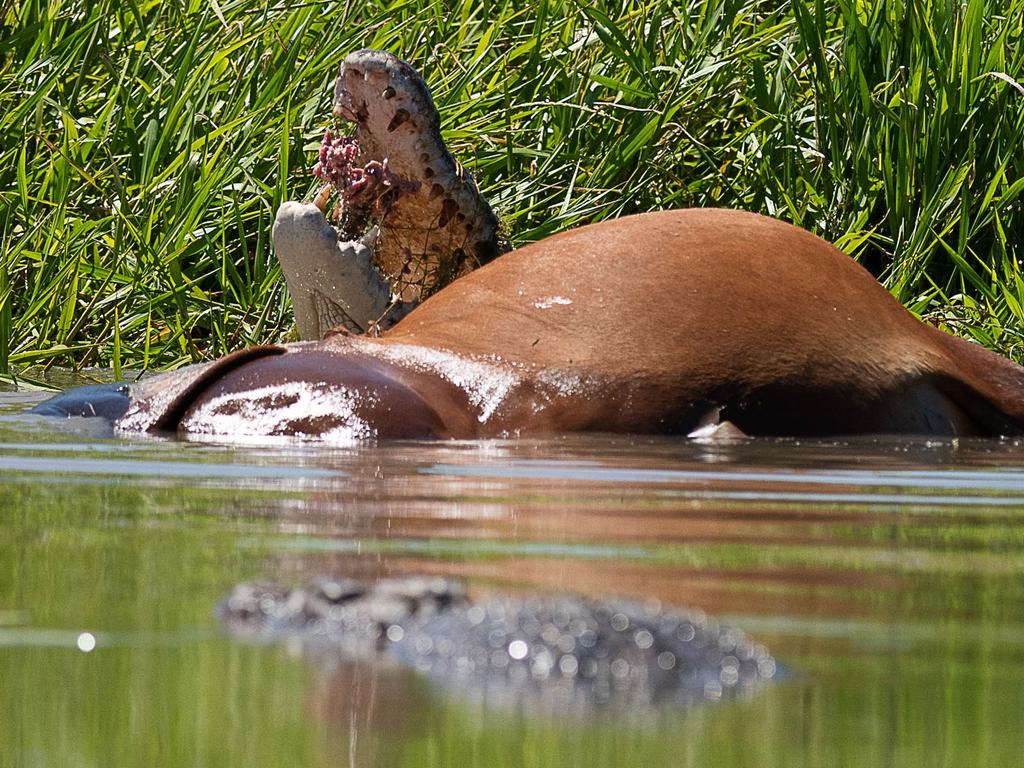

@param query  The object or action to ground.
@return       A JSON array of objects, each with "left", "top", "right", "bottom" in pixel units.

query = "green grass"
[{"left": 1, "top": 0, "right": 1023, "bottom": 377}]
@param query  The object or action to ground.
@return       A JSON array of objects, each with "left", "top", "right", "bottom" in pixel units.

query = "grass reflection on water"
[{"left": 3, "top": 398, "right": 1024, "bottom": 766}]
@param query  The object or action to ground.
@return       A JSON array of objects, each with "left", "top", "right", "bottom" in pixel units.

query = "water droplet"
[
  {"left": 467, "top": 606, "right": 486, "bottom": 625},
  {"left": 610, "top": 658, "right": 630, "bottom": 679},
  {"left": 558, "top": 654, "right": 579, "bottom": 677},
  {"left": 508, "top": 639, "right": 529, "bottom": 660},
  {"left": 676, "top": 623, "right": 696, "bottom": 642},
  {"left": 531, "top": 650, "right": 554, "bottom": 678},
  {"left": 556, "top": 634, "right": 576, "bottom": 654},
  {"left": 490, "top": 649, "right": 510, "bottom": 669},
  {"left": 720, "top": 665, "right": 740, "bottom": 686},
  {"left": 487, "top": 629, "right": 507, "bottom": 649},
  {"left": 634, "top": 629, "right": 654, "bottom": 649}
]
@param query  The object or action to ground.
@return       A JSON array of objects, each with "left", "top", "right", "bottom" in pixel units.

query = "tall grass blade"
[{"left": 0, "top": 0, "right": 1021, "bottom": 368}]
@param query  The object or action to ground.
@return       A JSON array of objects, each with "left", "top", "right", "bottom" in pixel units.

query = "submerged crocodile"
[{"left": 219, "top": 576, "right": 777, "bottom": 713}]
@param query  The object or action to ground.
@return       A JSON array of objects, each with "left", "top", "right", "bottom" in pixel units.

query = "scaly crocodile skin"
[
  {"left": 273, "top": 50, "right": 508, "bottom": 339},
  {"left": 219, "top": 576, "right": 778, "bottom": 715},
  {"left": 333, "top": 49, "right": 508, "bottom": 303}
]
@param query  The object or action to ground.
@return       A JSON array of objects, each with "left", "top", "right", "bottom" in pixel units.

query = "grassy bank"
[{"left": 1, "top": 0, "right": 1023, "bottom": 377}]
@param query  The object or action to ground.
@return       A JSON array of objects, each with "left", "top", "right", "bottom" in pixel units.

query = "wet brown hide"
[{"left": 121, "top": 209, "right": 1024, "bottom": 440}]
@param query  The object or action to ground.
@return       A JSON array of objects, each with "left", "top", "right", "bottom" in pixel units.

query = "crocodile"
[
  {"left": 219, "top": 576, "right": 778, "bottom": 714},
  {"left": 275, "top": 49, "right": 508, "bottom": 339}
]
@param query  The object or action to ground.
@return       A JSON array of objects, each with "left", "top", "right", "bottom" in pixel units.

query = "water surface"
[{"left": 3, "top": 387, "right": 1024, "bottom": 767}]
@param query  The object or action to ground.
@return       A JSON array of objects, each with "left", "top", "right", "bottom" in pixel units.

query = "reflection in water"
[{"left": 4, "top": 391, "right": 1024, "bottom": 765}]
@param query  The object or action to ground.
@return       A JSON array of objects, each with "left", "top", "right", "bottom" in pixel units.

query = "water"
[{"left": 4, "top": 386, "right": 1024, "bottom": 767}]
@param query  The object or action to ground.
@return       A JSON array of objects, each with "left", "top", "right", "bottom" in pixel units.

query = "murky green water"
[{"left": 4, "top": 386, "right": 1024, "bottom": 767}]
